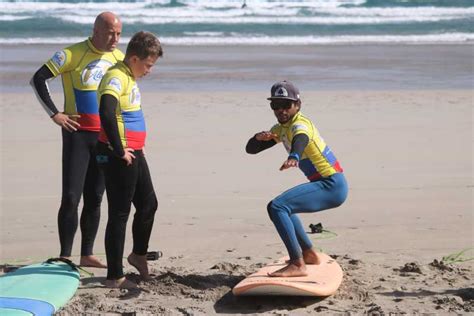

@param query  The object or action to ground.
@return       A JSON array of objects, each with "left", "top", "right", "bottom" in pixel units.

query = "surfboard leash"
[
  {"left": 441, "top": 248, "right": 474, "bottom": 264},
  {"left": 2, "top": 251, "right": 163, "bottom": 266},
  {"left": 308, "top": 223, "right": 338, "bottom": 240},
  {"left": 45, "top": 257, "right": 94, "bottom": 277}
]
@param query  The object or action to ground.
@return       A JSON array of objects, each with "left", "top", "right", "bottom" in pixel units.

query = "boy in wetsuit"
[
  {"left": 246, "top": 81, "right": 348, "bottom": 277},
  {"left": 96, "top": 31, "right": 163, "bottom": 288}
]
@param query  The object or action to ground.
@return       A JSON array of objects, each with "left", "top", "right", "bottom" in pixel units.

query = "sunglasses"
[{"left": 270, "top": 99, "right": 293, "bottom": 111}]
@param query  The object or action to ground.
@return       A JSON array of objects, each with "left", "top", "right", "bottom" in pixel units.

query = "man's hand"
[
  {"left": 255, "top": 131, "right": 278, "bottom": 141},
  {"left": 279, "top": 158, "right": 298, "bottom": 171},
  {"left": 122, "top": 148, "right": 136, "bottom": 166},
  {"left": 52, "top": 113, "right": 81, "bottom": 132}
]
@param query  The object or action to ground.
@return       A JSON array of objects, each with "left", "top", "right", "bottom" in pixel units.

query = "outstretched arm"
[
  {"left": 246, "top": 131, "right": 277, "bottom": 154},
  {"left": 279, "top": 133, "right": 309, "bottom": 171}
]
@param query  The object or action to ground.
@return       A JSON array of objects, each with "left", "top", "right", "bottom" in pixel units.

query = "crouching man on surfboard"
[{"left": 246, "top": 81, "right": 348, "bottom": 277}]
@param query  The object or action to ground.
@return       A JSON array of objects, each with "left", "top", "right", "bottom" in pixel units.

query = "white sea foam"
[
  {"left": 0, "top": 15, "right": 32, "bottom": 21},
  {"left": 57, "top": 12, "right": 471, "bottom": 25},
  {"left": 2, "top": 1, "right": 472, "bottom": 21},
  {"left": 164, "top": 33, "right": 474, "bottom": 45},
  {"left": 182, "top": 31, "right": 225, "bottom": 37},
  {"left": 312, "top": 7, "right": 474, "bottom": 17},
  {"left": 1, "top": 33, "right": 472, "bottom": 45},
  {"left": 0, "top": 0, "right": 366, "bottom": 12},
  {"left": 1, "top": 0, "right": 472, "bottom": 44}
]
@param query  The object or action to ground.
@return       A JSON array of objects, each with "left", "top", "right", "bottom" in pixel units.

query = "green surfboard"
[{"left": 0, "top": 259, "right": 80, "bottom": 315}]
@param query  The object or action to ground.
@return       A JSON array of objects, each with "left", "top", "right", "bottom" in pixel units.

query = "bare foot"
[
  {"left": 104, "top": 277, "right": 137, "bottom": 289},
  {"left": 302, "top": 248, "right": 321, "bottom": 265},
  {"left": 80, "top": 255, "right": 107, "bottom": 268},
  {"left": 268, "top": 258, "right": 307, "bottom": 277},
  {"left": 127, "top": 253, "right": 151, "bottom": 281}
]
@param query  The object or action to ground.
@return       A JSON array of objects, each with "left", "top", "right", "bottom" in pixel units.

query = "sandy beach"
[{"left": 0, "top": 44, "right": 473, "bottom": 314}]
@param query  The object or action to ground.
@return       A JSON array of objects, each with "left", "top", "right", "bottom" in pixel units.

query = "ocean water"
[{"left": 0, "top": 0, "right": 473, "bottom": 45}]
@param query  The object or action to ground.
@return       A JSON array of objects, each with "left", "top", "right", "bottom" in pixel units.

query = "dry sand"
[{"left": 1, "top": 87, "right": 472, "bottom": 314}]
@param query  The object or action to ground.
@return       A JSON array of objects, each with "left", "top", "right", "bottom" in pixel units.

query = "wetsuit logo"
[
  {"left": 81, "top": 60, "right": 114, "bottom": 87},
  {"left": 107, "top": 77, "right": 122, "bottom": 93},
  {"left": 51, "top": 51, "right": 66, "bottom": 68},
  {"left": 292, "top": 124, "right": 308, "bottom": 134},
  {"left": 130, "top": 85, "right": 141, "bottom": 106}
]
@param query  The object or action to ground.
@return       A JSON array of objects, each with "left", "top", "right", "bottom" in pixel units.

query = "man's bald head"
[
  {"left": 91, "top": 12, "right": 122, "bottom": 52},
  {"left": 94, "top": 12, "right": 121, "bottom": 30}
]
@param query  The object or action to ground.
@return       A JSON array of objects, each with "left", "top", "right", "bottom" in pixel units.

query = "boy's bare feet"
[
  {"left": 127, "top": 253, "right": 151, "bottom": 281},
  {"left": 268, "top": 258, "right": 307, "bottom": 277},
  {"left": 104, "top": 277, "right": 137, "bottom": 289},
  {"left": 80, "top": 255, "right": 107, "bottom": 268},
  {"left": 302, "top": 248, "right": 321, "bottom": 265}
]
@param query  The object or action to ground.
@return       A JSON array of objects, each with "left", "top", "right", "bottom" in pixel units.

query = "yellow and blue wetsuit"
[
  {"left": 97, "top": 61, "right": 146, "bottom": 152},
  {"left": 246, "top": 111, "right": 348, "bottom": 261},
  {"left": 270, "top": 111, "right": 343, "bottom": 181}
]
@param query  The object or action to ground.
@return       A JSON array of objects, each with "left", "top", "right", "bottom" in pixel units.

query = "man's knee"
[
  {"left": 141, "top": 193, "right": 158, "bottom": 218},
  {"left": 267, "top": 199, "right": 287, "bottom": 220},
  {"left": 331, "top": 187, "right": 348, "bottom": 208},
  {"left": 266, "top": 201, "right": 274, "bottom": 221},
  {"left": 60, "top": 191, "right": 81, "bottom": 211},
  {"left": 149, "top": 195, "right": 158, "bottom": 215},
  {"left": 83, "top": 191, "right": 104, "bottom": 210}
]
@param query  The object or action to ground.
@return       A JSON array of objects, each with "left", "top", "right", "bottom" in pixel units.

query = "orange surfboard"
[{"left": 233, "top": 253, "right": 343, "bottom": 296}]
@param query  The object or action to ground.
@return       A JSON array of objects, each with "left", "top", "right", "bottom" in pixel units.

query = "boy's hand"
[
  {"left": 255, "top": 131, "right": 278, "bottom": 141},
  {"left": 122, "top": 148, "right": 136, "bottom": 166}
]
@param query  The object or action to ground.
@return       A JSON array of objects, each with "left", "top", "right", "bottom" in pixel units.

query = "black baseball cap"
[{"left": 267, "top": 80, "right": 300, "bottom": 101}]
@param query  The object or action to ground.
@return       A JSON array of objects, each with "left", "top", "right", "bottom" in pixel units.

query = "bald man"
[{"left": 31, "top": 12, "right": 124, "bottom": 268}]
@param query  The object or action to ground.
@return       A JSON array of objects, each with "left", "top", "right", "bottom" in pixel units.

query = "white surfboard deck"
[{"left": 233, "top": 253, "right": 343, "bottom": 296}]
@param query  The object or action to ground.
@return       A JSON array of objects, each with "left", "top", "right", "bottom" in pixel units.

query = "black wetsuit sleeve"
[
  {"left": 288, "top": 133, "right": 309, "bottom": 161},
  {"left": 246, "top": 135, "right": 277, "bottom": 154},
  {"left": 99, "top": 94, "right": 125, "bottom": 157},
  {"left": 30, "top": 65, "right": 59, "bottom": 117}
]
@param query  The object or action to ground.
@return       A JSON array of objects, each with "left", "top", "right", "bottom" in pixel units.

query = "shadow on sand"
[{"left": 214, "top": 290, "right": 325, "bottom": 314}]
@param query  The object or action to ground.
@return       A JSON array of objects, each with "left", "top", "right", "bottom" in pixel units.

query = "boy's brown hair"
[{"left": 126, "top": 31, "right": 163, "bottom": 60}]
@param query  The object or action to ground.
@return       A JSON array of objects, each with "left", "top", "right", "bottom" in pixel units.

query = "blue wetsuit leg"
[{"left": 267, "top": 172, "right": 348, "bottom": 260}]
